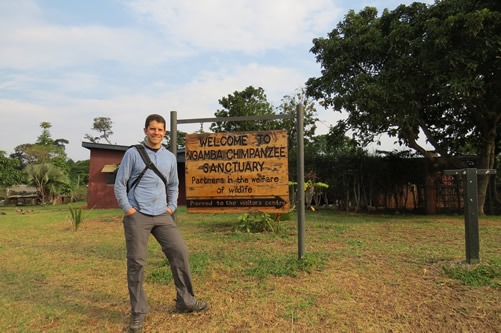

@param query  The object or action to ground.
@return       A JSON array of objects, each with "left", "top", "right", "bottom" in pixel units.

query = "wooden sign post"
[{"left": 185, "top": 130, "right": 289, "bottom": 213}]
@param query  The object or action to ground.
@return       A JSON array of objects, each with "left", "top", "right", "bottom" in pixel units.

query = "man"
[{"left": 114, "top": 114, "right": 208, "bottom": 333}]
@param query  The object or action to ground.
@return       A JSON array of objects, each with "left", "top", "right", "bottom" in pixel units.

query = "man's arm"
[
  {"left": 166, "top": 155, "right": 179, "bottom": 214},
  {"left": 114, "top": 149, "right": 135, "bottom": 214}
]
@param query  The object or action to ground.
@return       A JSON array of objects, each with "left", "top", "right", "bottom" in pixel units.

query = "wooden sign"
[{"left": 185, "top": 130, "right": 289, "bottom": 213}]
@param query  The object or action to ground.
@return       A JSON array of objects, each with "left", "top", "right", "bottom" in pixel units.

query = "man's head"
[
  {"left": 143, "top": 114, "right": 166, "bottom": 149},
  {"left": 144, "top": 114, "right": 166, "bottom": 130}
]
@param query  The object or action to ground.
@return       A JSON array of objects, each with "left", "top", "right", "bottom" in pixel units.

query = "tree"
[
  {"left": 277, "top": 87, "right": 319, "bottom": 150},
  {"left": 67, "top": 159, "right": 90, "bottom": 186},
  {"left": 37, "top": 122, "right": 54, "bottom": 145},
  {"left": 306, "top": 127, "right": 369, "bottom": 211},
  {"left": 164, "top": 130, "right": 187, "bottom": 149},
  {"left": 210, "top": 86, "right": 279, "bottom": 132},
  {"left": 24, "top": 163, "right": 70, "bottom": 204},
  {"left": 84, "top": 117, "right": 114, "bottom": 144},
  {"left": 64, "top": 159, "right": 90, "bottom": 202},
  {"left": 11, "top": 122, "right": 68, "bottom": 169},
  {"left": 306, "top": 0, "right": 501, "bottom": 214},
  {"left": 0, "top": 151, "right": 24, "bottom": 187}
]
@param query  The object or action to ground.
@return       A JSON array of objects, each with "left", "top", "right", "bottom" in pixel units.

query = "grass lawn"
[{"left": 0, "top": 204, "right": 500, "bottom": 332}]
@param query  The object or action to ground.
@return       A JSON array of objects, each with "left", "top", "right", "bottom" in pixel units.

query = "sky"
[{"left": 0, "top": 0, "right": 434, "bottom": 161}]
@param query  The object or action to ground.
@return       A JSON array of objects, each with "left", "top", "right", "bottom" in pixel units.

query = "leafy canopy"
[
  {"left": 210, "top": 86, "right": 319, "bottom": 151},
  {"left": 306, "top": 0, "right": 501, "bottom": 213},
  {"left": 306, "top": 0, "right": 501, "bottom": 161},
  {"left": 12, "top": 122, "right": 68, "bottom": 170},
  {"left": 24, "top": 163, "right": 70, "bottom": 205},
  {"left": 0, "top": 151, "right": 24, "bottom": 187},
  {"left": 210, "top": 86, "right": 278, "bottom": 132}
]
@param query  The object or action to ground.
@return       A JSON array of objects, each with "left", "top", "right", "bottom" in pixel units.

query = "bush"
[{"left": 235, "top": 212, "right": 287, "bottom": 234}]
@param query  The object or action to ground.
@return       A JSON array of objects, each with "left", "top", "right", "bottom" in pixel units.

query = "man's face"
[{"left": 144, "top": 120, "right": 166, "bottom": 148}]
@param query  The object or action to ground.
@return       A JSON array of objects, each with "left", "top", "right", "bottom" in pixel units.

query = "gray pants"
[{"left": 123, "top": 211, "right": 196, "bottom": 316}]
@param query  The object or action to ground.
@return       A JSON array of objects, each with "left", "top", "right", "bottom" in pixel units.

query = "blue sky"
[{"left": 1, "top": 0, "right": 433, "bottom": 161}]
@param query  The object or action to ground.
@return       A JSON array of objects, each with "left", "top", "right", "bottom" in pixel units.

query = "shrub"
[
  {"left": 68, "top": 205, "right": 86, "bottom": 231},
  {"left": 235, "top": 212, "right": 286, "bottom": 234}
]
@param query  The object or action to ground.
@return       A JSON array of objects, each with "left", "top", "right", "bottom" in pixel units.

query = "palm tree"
[{"left": 24, "top": 163, "right": 70, "bottom": 204}]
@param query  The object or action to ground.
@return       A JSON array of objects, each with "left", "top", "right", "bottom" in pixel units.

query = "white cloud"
[
  {"left": 0, "top": 25, "right": 189, "bottom": 69},
  {"left": 0, "top": 99, "right": 58, "bottom": 153},
  {"left": 4, "top": 0, "right": 426, "bottom": 162},
  {"left": 0, "top": 62, "right": 311, "bottom": 160},
  {"left": 124, "top": 0, "right": 342, "bottom": 53},
  {"left": 0, "top": 0, "right": 43, "bottom": 27},
  {"left": 0, "top": 0, "right": 192, "bottom": 70}
]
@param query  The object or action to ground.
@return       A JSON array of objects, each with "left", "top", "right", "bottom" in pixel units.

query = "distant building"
[
  {"left": 82, "top": 142, "right": 186, "bottom": 209},
  {"left": 4, "top": 185, "right": 38, "bottom": 206}
]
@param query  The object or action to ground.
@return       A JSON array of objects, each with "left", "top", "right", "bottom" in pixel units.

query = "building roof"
[
  {"left": 82, "top": 142, "right": 129, "bottom": 151},
  {"left": 81, "top": 141, "right": 186, "bottom": 162},
  {"left": 7, "top": 184, "right": 37, "bottom": 193}
]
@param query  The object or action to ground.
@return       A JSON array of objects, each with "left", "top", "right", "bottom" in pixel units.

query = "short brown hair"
[{"left": 144, "top": 114, "right": 166, "bottom": 129}]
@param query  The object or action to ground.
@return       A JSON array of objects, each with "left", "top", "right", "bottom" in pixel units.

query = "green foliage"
[
  {"left": 12, "top": 122, "right": 68, "bottom": 169},
  {"left": 304, "top": 179, "right": 329, "bottom": 209},
  {"left": 307, "top": 0, "right": 501, "bottom": 156},
  {"left": 37, "top": 122, "right": 54, "bottom": 146},
  {"left": 24, "top": 163, "right": 70, "bottom": 204},
  {"left": 68, "top": 205, "right": 83, "bottom": 231},
  {"left": 443, "top": 261, "right": 501, "bottom": 287},
  {"left": 306, "top": 152, "right": 428, "bottom": 211},
  {"left": 64, "top": 160, "right": 89, "bottom": 202},
  {"left": 147, "top": 251, "right": 326, "bottom": 283},
  {"left": 210, "top": 86, "right": 278, "bottom": 132},
  {"left": 0, "top": 151, "right": 23, "bottom": 187},
  {"left": 66, "top": 159, "right": 90, "bottom": 186},
  {"left": 235, "top": 212, "right": 286, "bottom": 234},
  {"left": 147, "top": 263, "right": 172, "bottom": 284},
  {"left": 68, "top": 204, "right": 96, "bottom": 231},
  {"left": 244, "top": 253, "right": 327, "bottom": 279},
  {"left": 147, "top": 252, "right": 210, "bottom": 284},
  {"left": 306, "top": 0, "right": 501, "bottom": 212},
  {"left": 277, "top": 87, "right": 319, "bottom": 150},
  {"left": 72, "top": 186, "right": 88, "bottom": 202},
  {"left": 164, "top": 130, "right": 188, "bottom": 149},
  {"left": 210, "top": 86, "right": 320, "bottom": 171}
]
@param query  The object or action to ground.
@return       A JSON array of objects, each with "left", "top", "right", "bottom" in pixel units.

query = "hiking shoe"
[
  {"left": 128, "top": 314, "right": 145, "bottom": 333},
  {"left": 176, "top": 300, "right": 209, "bottom": 313}
]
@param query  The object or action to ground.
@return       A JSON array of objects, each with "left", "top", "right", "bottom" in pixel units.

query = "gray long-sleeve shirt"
[{"left": 114, "top": 144, "right": 179, "bottom": 215}]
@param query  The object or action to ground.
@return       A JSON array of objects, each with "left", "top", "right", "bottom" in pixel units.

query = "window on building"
[{"left": 101, "top": 164, "right": 118, "bottom": 185}]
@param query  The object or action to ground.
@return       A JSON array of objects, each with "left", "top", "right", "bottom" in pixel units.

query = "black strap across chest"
[{"left": 127, "top": 145, "right": 167, "bottom": 193}]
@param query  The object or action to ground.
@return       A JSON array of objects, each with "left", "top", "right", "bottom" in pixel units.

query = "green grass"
[
  {"left": 443, "top": 260, "right": 501, "bottom": 287},
  {"left": 0, "top": 204, "right": 500, "bottom": 332}
]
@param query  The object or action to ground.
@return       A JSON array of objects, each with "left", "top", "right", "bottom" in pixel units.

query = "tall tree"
[
  {"left": 306, "top": 0, "right": 501, "bottom": 214},
  {"left": 37, "top": 122, "right": 54, "bottom": 145},
  {"left": 12, "top": 122, "right": 68, "bottom": 169},
  {"left": 210, "top": 86, "right": 278, "bottom": 132},
  {"left": 84, "top": 117, "right": 114, "bottom": 144}
]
